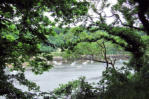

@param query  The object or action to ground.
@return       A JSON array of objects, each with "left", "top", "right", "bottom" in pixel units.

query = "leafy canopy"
[{"left": 0, "top": 0, "right": 89, "bottom": 98}]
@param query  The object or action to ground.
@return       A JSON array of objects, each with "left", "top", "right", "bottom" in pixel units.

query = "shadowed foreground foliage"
[
  {"left": 46, "top": 0, "right": 149, "bottom": 99},
  {"left": 49, "top": 66, "right": 149, "bottom": 99},
  {"left": 1, "top": 0, "right": 149, "bottom": 98},
  {"left": 0, "top": 0, "right": 89, "bottom": 98}
]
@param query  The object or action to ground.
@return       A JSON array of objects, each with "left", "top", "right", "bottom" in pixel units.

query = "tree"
[
  {"left": 62, "top": 0, "right": 149, "bottom": 98},
  {"left": 63, "top": 0, "right": 149, "bottom": 72},
  {"left": 0, "top": 0, "right": 89, "bottom": 98},
  {"left": 43, "top": 0, "right": 149, "bottom": 98},
  {"left": 61, "top": 28, "right": 120, "bottom": 69},
  {"left": 90, "top": 0, "right": 149, "bottom": 72},
  {"left": 46, "top": 1, "right": 149, "bottom": 98}
]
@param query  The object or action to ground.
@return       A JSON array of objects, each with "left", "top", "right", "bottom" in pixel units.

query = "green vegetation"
[
  {"left": 45, "top": 27, "right": 126, "bottom": 61},
  {"left": 0, "top": 0, "right": 89, "bottom": 98},
  {"left": 49, "top": 77, "right": 98, "bottom": 99},
  {"left": 47, "top": 0, "right": 149, "bottom": 99},
  {"left": 1, "top": 0, "right": 149, "bottom": 99}
]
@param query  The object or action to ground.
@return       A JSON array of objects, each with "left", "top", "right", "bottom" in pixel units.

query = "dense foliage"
[
  {"left": 1, "top": 0, "right": 149, "bottom": 98},
  {"left": 58, "top": 27, "right": 124, "bottom": 60},
  {"left": 47, "top": 0, "right": 149, "bottom": 99},
  {"left": 49, "top": 77, "right": 98, "bottom": 99},
  {"left": 0, "top": 0, "right": 89, "bottom": 98}
]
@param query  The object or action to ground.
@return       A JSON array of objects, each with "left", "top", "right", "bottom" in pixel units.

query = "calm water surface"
[
  {"left": 0, "top": 62, "right": 124, "bottom": 99},
  {"left": 25, "top": 63, "right": 104, "bottom": 91},
  {"left": 15, "top": 61, "right": 123, "bottom": 92}
]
